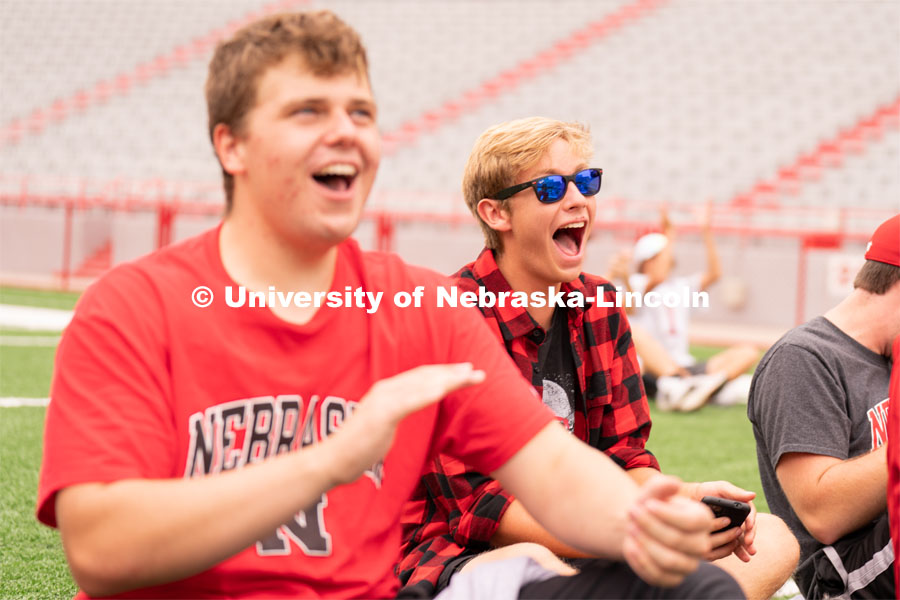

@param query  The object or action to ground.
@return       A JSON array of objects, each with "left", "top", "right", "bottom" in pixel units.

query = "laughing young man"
[
  {"left": 35, "top": 12, "right": 742, "bottom": 600},
  {"left": 399, "top": 117, "right": 798, "bottom": 600}
]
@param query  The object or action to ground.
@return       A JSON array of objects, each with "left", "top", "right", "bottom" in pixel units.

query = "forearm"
[
  {"left": 489, "top": 462, "right": 657, "bottom": 557},
  {"left": 627, "top": 467, "right": 659, "bottom": 486},
  {"left": 807, "top": 449, "right": 887, "bottom": 540},
  {"left": 490, "top": 499, "right": 592, "bottom": 558},
  {"left": 493, "top": 425, "right": 638, "bottom": 560},
  {"left": 701, "top": 230, "right": 721, "bottom": 289},
  {"left": 778, "top": 447, "right": 887, "bottom": 545},
  {"left": 58, "top": 442, "right": 340, "bottom": 596}
]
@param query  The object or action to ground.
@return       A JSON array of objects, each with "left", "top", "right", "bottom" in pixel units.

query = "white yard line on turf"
[
  {"left": 0, "top": 335, "right": 60, "bottom": 347},
  {"left": 0, "top": 397, "right": 50, "bottom": 407},
  {"left": 0, "top": 304, "right": 73, "bottom": 331}
]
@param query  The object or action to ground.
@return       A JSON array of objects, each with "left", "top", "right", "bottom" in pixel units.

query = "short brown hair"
[
  {"left": 205, "top": 11, "right": 369, "bottom": 208},
  {"left": 854, "top": 259, "right": 900, "bottom": 294},
  {"left": 462, "top": 117, "right": 592, "bottom": 250}
]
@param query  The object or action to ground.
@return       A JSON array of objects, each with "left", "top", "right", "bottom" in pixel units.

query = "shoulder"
[
  {"left": 449, "top": 249, "right": 499, "bottom": 294},
  {"left": 578, "top": 272, "right": 623, "bottom": 320},
  {"left": 750, "top": 320, "right": 841, "bottom": 406},
  {"left": 578, "top": 272, "right": 616, "bottom": 296},
  {"left": 116, "top": 227, "right": 214, "bottom": 290},
  {"left": 757, "top": 319, "right": 837, "bottom": 373},
  {"left": 568, "top": 273, "right": 632, "bottom": 344},
  {"left": 450, "top": 262, "right": 480, "bottom": 293}
]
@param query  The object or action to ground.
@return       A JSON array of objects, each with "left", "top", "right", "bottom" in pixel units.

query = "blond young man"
[
  {"left": 400, "top": 117, "right": 798, "bottom": 600},
  {"left": 36, "top": 12, "right": 738, "bottom": 600}
]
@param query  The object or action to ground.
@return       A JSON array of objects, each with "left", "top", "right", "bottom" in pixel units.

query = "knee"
[
  {"left": 497, "top": 542, "right": 555, "bottom": 562},
  {"left": 735, "top": 345, "right": 761, "bottom": 367},
  {"left": 495, "top": 542, "right": 554, "bottom": 560},
  {"left": 756, "top": 513, "right": 800, "bottom": 569},
  {"left": 501, "top": 543, "right": 578, "bottom": 577}
]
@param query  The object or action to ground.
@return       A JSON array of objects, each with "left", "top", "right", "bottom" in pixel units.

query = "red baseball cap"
[{"left": 865, "top": 214, "right": 900, "bottom": 267}]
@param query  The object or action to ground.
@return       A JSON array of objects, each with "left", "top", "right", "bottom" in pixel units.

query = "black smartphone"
[{"left": 701, "top": 496, "right": 751, "bottom": 534}]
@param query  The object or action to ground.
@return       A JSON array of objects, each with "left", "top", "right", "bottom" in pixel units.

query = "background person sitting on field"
[{"left": 608, "top": 207, "right": 759, "bottom": 412}]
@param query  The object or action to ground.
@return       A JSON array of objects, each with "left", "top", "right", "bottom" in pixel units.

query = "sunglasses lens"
[
  {"left": 534, "top": 175, "right": 567, "bottom": 203},
  {"left": 575, "top": 169, "right": 601, "bottom": 196}
]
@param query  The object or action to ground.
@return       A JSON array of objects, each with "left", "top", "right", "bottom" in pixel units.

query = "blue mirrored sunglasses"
[{"left": 492, "top": 168, "right": 603, "bottom": 203}]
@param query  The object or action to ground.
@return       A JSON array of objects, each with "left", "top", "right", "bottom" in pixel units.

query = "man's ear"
[
  {"left": 212, "top": 123, "right": 246, "bottom": 176},
  {"left": 476, "top": 198, "right": 512, "bottom": 234}
]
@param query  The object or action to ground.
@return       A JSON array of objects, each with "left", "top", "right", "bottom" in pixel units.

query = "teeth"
[
  {"left": 559, "top": 222, "right": 585, "bottom": 229},
  {"left": 315, "top": 164, "right": 357, "bottom": 177}
]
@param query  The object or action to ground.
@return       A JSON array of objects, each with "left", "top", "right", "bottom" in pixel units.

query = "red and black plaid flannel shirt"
[{"left": 397, "top": 248, "right": 659, "bottom": 595}]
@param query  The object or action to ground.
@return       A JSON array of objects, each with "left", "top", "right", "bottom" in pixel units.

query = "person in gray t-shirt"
[{"left": 748, "top": 213, "right": 900, "bottom": 599}]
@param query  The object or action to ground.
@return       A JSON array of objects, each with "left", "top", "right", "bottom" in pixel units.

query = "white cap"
[{"left": 633, "top": 233, "right": 669, "bottom": 265}]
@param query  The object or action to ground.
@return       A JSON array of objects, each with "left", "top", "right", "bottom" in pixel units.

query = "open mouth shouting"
[
  {"left": 312, "top": 163, "right": 358, "bottom": 193},
  {"left": 552, "top": 221, "right": 587, "bottom": 258}
]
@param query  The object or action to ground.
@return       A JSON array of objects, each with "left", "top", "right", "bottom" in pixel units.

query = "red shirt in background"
[{"left": 887, "top": 335, "right": 900, "bottom": 591}]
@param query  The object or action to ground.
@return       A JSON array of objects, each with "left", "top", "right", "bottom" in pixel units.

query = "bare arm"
[
  {"left": 660, "top": 206, "right": 675, "bottom": 239},
  {"left": 698, "top": 205, "right": 721, "bottom": 291},
  {"left": 492, "top": 450, "right": 755, "bottom": 569},
  {"left": 776, "top": 448, "right": 887, "bottom": 545},
  {"left": 493, "top": 425, "right": 635, "bottom": 557},
  {"left": 627, "top": 466, "right": 660, "bottom": 485},
  {"left": 488, "top": 466, "right": 681, "bottom": 558},
  {"left": 639, "top": 207, "right": 675, "bottom": 295},
  {"left": 493, "top": 425, "right": 713, "bottom": 586},
  {"left": 55, "top": 364, "right": 485, "bottom": 597},
  {"left": 59, "top": 444, "right": 343, "bottom": 595},
  {"left": 490, "top": 499, "right": 592, "bottom": 558}
]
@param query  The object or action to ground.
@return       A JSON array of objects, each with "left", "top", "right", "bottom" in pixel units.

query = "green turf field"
[
  {"left": 650, "top": 345, "right": 766, "bottom": 512},
  {"left": 1, "top": 407, "right": 76, "bottom": 599},
  {"left": 0, "top": 288, "right": 769, "bottom": 598},
  {"left": 1, "top": 287, "right": 78, "bottom": 598},
  {"left": 0, "top": 286, "right": 81, "bottom": 311},
  {"left": 0, "top": 344, "right": 57, "bottom": 399}
]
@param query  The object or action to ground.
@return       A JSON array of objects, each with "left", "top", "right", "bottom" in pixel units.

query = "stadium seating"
[
  {"left": 1, "top": 0, "right": 897, "bottom": 326},
  {"left": 3, "top": 0, "right": 897, "bottom": 212}
]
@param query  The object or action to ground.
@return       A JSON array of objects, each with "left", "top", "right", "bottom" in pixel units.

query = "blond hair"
[
  {"left": 462, "top": 117, "right": 592, "bottom": 250},
  {"left": 206, "top": 11, "right": 369, "bottom": 209}
]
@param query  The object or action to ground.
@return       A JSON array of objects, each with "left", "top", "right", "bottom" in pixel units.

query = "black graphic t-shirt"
[{"left": 536, "top": 308, "right": 582, "bottom": 433}]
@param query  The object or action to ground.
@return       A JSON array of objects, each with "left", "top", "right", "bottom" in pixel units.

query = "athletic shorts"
[
  {"left": 796, "top": 513, "right": 894, "bottom": 599},
  {"left": 413, "top": 556, "right": 744, "bottom": 600},
  {"left": 519, "top": 558, "right": 743, "bottom": 599}
]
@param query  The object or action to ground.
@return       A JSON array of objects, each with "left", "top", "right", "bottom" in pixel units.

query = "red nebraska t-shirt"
[
  {"left": 37, "top": 226, "right": 553, "bottom": 599},
  {"left": 887, "top": 335, "right": 900, "bottom": 591}
]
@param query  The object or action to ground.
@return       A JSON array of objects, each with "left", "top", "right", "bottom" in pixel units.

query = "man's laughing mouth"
[
  {"left": 312, "top": 163, "right": 358, "bottom": 192},
  {"left": 553, "top": 221, "right": 586, "bottom": 256}
]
